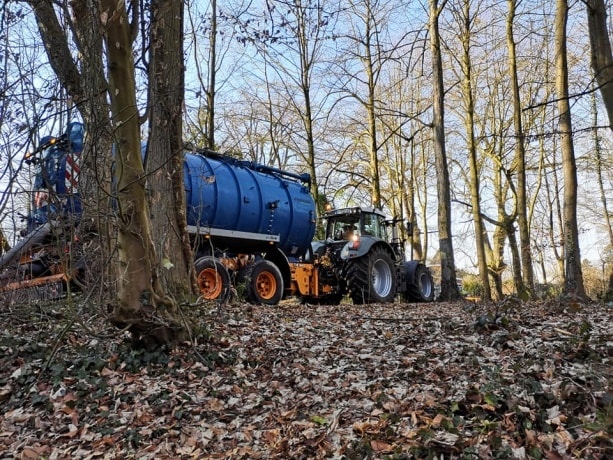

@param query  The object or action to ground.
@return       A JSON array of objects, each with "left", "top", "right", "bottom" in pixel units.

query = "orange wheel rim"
[
  {"left": 255, "top": 272, "right": 277, "bottom": 300},
  {"left": 198, "top": 268, "right": 223, "bottom": 299}
]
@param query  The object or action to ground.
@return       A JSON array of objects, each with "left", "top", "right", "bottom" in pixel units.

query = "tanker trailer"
[{"left": 183, "top": 150, "right": 317, "bottom": 304}]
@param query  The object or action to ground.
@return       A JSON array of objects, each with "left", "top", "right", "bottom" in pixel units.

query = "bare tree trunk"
[
  {"left": 294, "top": 0, "right": 324, "bottom": 219},
  {"left": 586, "top": 0, "right": 613, "bottom": 130},
  {"left": 364, "top": 0, "right": 382, "bottom": 209},
  {"left": 488, "top": 224, "right": 507, "bottom": 300},
  {"left": 147, "top": 0, "right": 197, "bottom": 302},
  {"left": 482, "top": 121, "right": 515, "bottom": 299},
  {"left": 485, "top": 161, "right": 510, "bottom": 301},
  {"left": 404, "top": 136, "right": 425, "bottom": 261},
  {"left": 102, "top": 0, "right": 188, "bottom": 346},
  {"left": 458, "top": 0, "right": 491, "bottom": 301},
  {"left": 429, "top": 0, "right": 460, "bottom": 301},
  {"left": 206, "top": 0, "right": 217, "bottom": 149},
  {"left": 0, "top": 229, "right": 9, "bottom": 254},
  {"left": 555, "top": 0, "right": 588, "bottom": 300},
  {"left": 70, "top": 0, "right": 115, "bottom": 298},
  {"left": 543, "top": 135, "right": 566, "bottom": 279},
  {"left": 591, "top": 90, "right": 613, "bottom": 247},
  {"left": 506, "top": 218, "right": 524, "bottom": 296},
  {"left": 419, "top": 141, "right": 430, "bottom": 262},
  {"left": 507, "top": 0, "right": 535, "bottom": 299}
]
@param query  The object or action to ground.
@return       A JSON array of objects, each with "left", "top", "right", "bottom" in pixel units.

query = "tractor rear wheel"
[
  {"left": 347, "top": 246, "right": 396, "bottom": 304},
  {"left": 195, "top": 256, "right": 231, "bottom": 302},
  {"left": 242, "top": 259, "right": 284, "bottom": 305}
]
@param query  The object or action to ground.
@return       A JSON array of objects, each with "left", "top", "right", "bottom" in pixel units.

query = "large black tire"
[
  {"left": 195, "top": 256, "right": 231, "bottom": 302},
  {"left": 241, "top": 259, "right": 284, "bottom": 305},
  {"left": 402, "top": 264, "right": 435, "bottom": 302},
  {"left": 346, "top": 246, "right": 397, "bottom": 304}
]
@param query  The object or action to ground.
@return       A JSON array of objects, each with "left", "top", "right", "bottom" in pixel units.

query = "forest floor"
[{"left": 0, "top": 297, "right": 611, "bottom": 459}]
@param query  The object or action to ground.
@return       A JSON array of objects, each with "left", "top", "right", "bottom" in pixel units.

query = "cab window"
[{"left": 362, "top": 213, "right": 384, "bottom": 238}]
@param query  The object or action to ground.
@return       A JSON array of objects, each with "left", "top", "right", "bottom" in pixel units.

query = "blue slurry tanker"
[{"left": 0, "top": 123, "right": 434, "bottom": 305}]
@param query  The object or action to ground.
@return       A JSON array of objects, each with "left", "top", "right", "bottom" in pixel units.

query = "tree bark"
[
  {"left": 555, "top": 0, "right": 588, "bottom": 300},
  {"left": 0, "top": 229, "right": 9, "bottom": 254},
  {"left": 102, "top": 0, "right": 188, "bottom": 346},
  {"left": 206, "top": 0, "right": 217, "bottom": 149},
  {"left": 586, "top": 0, "right": 613, "bottom": 130},
  {"left": 146, "top": 0, "right": 197, "bottom": 302},
  {"left": 429, "top": 0, "right": 460, "bottom": 301},
  {"left": 458, "top": 0, "right": 491, "bottom": 301},
  {"left": 507, "top": 0, "right": 534, "bottom": 299}
]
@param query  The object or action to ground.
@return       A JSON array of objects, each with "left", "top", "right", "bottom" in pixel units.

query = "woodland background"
[
  {"left": 0, "top": 0, "right": 612, "bottom": 301},
  {"left": 0, "top": 1, "right": 611, "bottom": 458}
]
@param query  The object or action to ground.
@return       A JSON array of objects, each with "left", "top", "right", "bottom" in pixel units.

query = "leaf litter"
[{"left": 0, "top": 299, "right": 611, "bottom": 459}]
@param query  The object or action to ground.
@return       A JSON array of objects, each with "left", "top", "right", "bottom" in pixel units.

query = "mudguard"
[
  {"left": 340, "top": 236, "right": 396, "bottom": 261},
  {"left": 402, "top": 260, "right": 422, "bottom": 283},
  {"left": 311, "top": 241, "right": 326, "bottom": 257}
]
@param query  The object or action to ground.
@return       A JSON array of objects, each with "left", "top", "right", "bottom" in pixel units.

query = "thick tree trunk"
[
  {"left": 429, "top": 0, "right": 460, "bottom": 301},
  {"left": 555, "top": 0, "right": 588, "bottom": 300},
  {"left": 102, "top": 0, "right": 188, "bottom": 346},
  {"left": 364, "top": 2, "right": 382, "bottom": 210},
  {"left": 147, "top": 0, "right": 197, "bottom": 302},
  {"left": 70, "top": 0, "right": 115, "bottom": 298}
]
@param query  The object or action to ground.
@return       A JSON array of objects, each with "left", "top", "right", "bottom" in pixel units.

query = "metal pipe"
[{"left": 0, "top": 223, "right": 51, "bottom": 270}]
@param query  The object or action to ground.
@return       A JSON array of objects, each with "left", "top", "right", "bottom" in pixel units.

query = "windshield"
[
  {"left": 326, "top": 211, "right": 387, "bottom": 241},
  {"left": 328, "top": 215, "right": 360, "bottom": 241}
]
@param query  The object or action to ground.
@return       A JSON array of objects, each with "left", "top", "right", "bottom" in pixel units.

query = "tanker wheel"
[
  {"left": 347, "top": 246, "right": 397, "bottom": 304},
  {"left": 243, "top": 260, "right": 284, "bottom": 305},
  {"left": 402, "top": 264, "right": 435, "bottom": 302},
  {"left": 195, "top": 256, "right": 231, "bottom": 302}
]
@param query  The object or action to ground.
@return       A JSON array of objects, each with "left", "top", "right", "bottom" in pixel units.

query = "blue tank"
[{"left": 183, "top": 152, "right": 316, "bottom": 259}]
